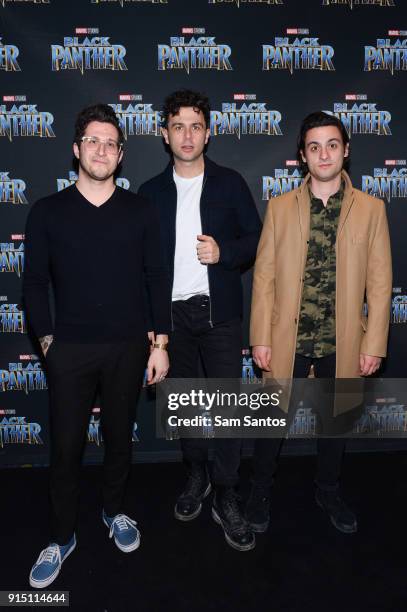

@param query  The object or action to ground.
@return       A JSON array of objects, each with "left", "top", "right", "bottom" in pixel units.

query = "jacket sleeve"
[
  {"left": 360, "top": 199, "right": 392, "bottom": 357},
  {"left": 137, "top": 182, "right": 154, "bottom": 331},
  {"left": 23, "top": 201, "right": 54, "bottom": 338},
  {"left": 249, "top": 198, "right": 276, "bottom": 347},
  {"left": 217, "top": 174, "right": 262, "bottom": 270},
  {"left": 142, "top": 198, "right": 171, "bottom": 336}
]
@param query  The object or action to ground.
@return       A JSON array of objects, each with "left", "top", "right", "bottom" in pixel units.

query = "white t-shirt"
[{"left": 172, "top": 170, "right": 210, "bottom": 301}]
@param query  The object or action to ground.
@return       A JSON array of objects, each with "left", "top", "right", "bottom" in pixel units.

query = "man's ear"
[
  {"left": 344, "top": 142, "right": 349, "bottom": 158},
  {"left": 73, "top": 142, "right": 79, "bottom": 160},
  {"left": 161, "top": 127, "right": 169, "bottom": 145},
  {"left": 205, "top": 128, "right": 210, "bottom": 145},
  {"left": 300, "top": 150, "right": 306, "bottom": 163}
]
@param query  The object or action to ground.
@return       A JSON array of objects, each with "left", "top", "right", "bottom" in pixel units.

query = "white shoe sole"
[{"left": 29, "top": 539, "right": 76, "bottom": 589}]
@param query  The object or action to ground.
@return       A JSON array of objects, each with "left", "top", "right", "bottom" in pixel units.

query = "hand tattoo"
[{"left": 39, "top": 334, "right": 54, "bottom": 356}]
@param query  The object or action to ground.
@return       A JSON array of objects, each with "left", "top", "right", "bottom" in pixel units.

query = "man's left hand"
[
  {"left": 147, "top": 331, "right": 155, "bottom": 347},
  {"left": 147, "top": 348, "right": 169, "bottom": 385},
  {"left": 197, "top": 235, "right": 220, "bottom": 264},
  {"left": 360, "top": 354, "right": 382, "bottom": 376}
]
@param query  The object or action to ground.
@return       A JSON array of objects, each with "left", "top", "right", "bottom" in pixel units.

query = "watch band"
[{"left": 152, "top": 342, "right": 168, "bottom": 351}]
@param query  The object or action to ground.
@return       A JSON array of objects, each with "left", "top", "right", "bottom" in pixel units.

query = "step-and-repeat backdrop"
[{"left": 1, "top": 0, "right": 406, "bottom": 467}]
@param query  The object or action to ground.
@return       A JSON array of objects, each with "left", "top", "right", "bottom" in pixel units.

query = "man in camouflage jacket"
[{"left": 247, "top": 111, "right": 392, "bottom": 535}]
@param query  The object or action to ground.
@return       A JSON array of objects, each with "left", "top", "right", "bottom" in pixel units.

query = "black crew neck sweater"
[{"left": 23, "top": 184, "right": 171, "bottom": 342}]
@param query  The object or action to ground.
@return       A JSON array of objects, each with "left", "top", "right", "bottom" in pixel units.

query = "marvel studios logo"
[
  {"left": 388, "top": 30, "right": 407, "bottom": 36},
  {"left": 393, "top": 287, "right": 402, "bottom": 293},
  {"left": 92, "top": 407, "right": 101, "bottom": 414},
  {"left": 385, "top": 160, "right": 406, "bottom": 166},
  {"left": 0, "top": 296, "right": 7, "bottom": 302},
  {"left": 3, "top": 95, "right": 26, "bottom": 102},
  {"left": 345, "top": 94, "right": 367, "bottom": 100},
  {"left": 75, "top": 27, "right": 99, "bottom": 35},
  {"left": 19, "top": 354, "right": 39, "bottom": 360},
  {"left": 233, "top": 94, "right": 257, "bottom": 101},
  {"left": 182, "top": 27, "right": 206, "bottom": 34},
  {"left": 0, "top": 409, "right": 16, "bottom": 416},
  {"left": 286, "top": 160, "right": 299, "bottom": 166},
  {"left": 119, "top": 94, "right": 143, "bottom": 101},
  {"left": 286, "top": 28, "right": 309, "bottom": 35},
  {"left": 11, "top": 234, "right": 25, "bottom": 240}
]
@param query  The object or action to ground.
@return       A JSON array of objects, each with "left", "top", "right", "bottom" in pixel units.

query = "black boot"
[
  {"left": 212, "top": 487, "right": 255, "bottom": 551},
  {"left": 174, "top": 465, "right": 211, "bottom": 521},
  {"left": 245, "top": 484, "right": 271, "bottom": 533},
  {"left": 315, "top": 486, "right": 357, "bottom": 533}
]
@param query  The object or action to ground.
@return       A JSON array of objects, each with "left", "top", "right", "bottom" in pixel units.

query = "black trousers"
[
  {"left": 252, "top": 353, "right": 346, "bottom": 491},
  {"left": 169, "top": 295, "right": 243, "bottom": 487},
  {"left": 46, "top": 340, "right": 148, "bottom": 545}
]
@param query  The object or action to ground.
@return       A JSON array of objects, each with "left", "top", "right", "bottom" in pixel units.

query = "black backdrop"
[{"left": 1, "top": 0, "right": 406, "bottom": 467}]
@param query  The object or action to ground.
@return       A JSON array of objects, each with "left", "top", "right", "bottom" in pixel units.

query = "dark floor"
[{"left": 1, "top": 451, "right": 407, "bottom": 612}]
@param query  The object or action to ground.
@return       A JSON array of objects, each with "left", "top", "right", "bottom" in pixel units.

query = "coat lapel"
[
  {"left": 336, "top": 170, "right": 355, "bottom": 241},
  {"left": 296, "top": 175, "right": 311, "bottom": 268}
]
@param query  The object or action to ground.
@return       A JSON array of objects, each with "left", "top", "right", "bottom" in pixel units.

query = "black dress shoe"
[
  {"left": 212, "top": 487, "right": 255, "bottom": 551},
  {"left": 315, "top": 487, "right": 358, "bottom": 534},
  {"left": 174, "top": 466, "right": 211, "bottom": 521},
  {"left": 245, "top": 484, "right": 271, "bottom": 533}
]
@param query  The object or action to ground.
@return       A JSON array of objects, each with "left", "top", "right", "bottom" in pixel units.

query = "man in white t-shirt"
[{"left": 139, "top": 90, "right": 262, "bottom": 551}]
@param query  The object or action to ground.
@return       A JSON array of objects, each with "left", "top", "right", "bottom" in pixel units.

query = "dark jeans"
[
  {"left": 169, "top": 295, "right": 243, "bottom": 487},
  {"left": 46, "top": 340, "right": 148, "bottom": 545},
  {"left": 252, "top": 353, "right": 346, "bottom": 491}
]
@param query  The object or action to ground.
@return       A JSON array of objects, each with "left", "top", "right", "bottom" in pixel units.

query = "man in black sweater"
[
  {"left": 139, "top": 90, "right": 262, "bottom": 552},
  {"left": 24, "top": 104, "right": 170, "bottom": 589}
]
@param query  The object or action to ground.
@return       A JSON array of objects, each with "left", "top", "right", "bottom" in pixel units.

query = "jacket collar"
[
  {"left": 296, "top": 170, "right": 355, "bottom": 240},
  {"left": 159, "top": 155, "right": 220, "bottom": 189},
  {"left": 337, "top": 170, "right": 355, "bottom": 238}
]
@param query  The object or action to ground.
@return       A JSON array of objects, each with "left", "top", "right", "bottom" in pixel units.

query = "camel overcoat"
[{"left": 250, "top": 171, "right": 392, "bottom": 389}]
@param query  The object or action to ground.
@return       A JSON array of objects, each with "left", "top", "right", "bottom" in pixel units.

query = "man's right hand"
[
  {"left": 252, "top": 345, "right": 272, "bottom": 372},
  {"left": 39, "top": 334, "right": 54, "bottom": 357}
]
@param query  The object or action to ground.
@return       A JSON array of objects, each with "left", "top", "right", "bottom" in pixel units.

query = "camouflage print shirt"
[{"left": 295, "top": 182, "right": 344, "bottom": 358}]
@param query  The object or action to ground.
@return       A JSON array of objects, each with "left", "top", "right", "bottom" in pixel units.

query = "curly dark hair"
[
  {"left": 73, "top": 103, "right": 124, "bottom": 145},
  {"left": 296, "top": 111, "right": 350, "bottom": 176},
  {"left": 161, "top": 89, "right": 211, "bottom": 128}
]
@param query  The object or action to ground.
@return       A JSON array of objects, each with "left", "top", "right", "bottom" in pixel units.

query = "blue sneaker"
[
  {"left": 29, "top": 535, "right": 76, "bottom": 589},
  {"left": 103, "top": 511, "right": 140, "bottom": 553}
]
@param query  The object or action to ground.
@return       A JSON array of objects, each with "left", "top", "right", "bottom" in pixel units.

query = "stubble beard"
[{"left": 79, "top": 157, "right": 116, "bottom": 183}]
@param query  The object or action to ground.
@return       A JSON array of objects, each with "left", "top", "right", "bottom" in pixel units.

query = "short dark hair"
[
  {"left": 161, "top": 89, "right": 211, "bottom": 128},
  {"left": 73, "top": 103, "right": 124, "bottom": 145},
  {"left": 296, "top": 111, "right": 350, "bottom": 175}
]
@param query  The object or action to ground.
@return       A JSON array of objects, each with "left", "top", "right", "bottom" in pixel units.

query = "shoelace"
[
  {"left": 222, "top": 493, "right": 247, "bottom": 530},
  {"left": 331, "top": 495, "right": 350, "bottom": 513},
  {"left": 108, "top": 514, "right": 137, "bottom": 539},
  {"left": 185, "top": 472, "right": 207, "bottom": 497},
  {"left": 36, "top": 544, "right": 61, "bottom": 566}
]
